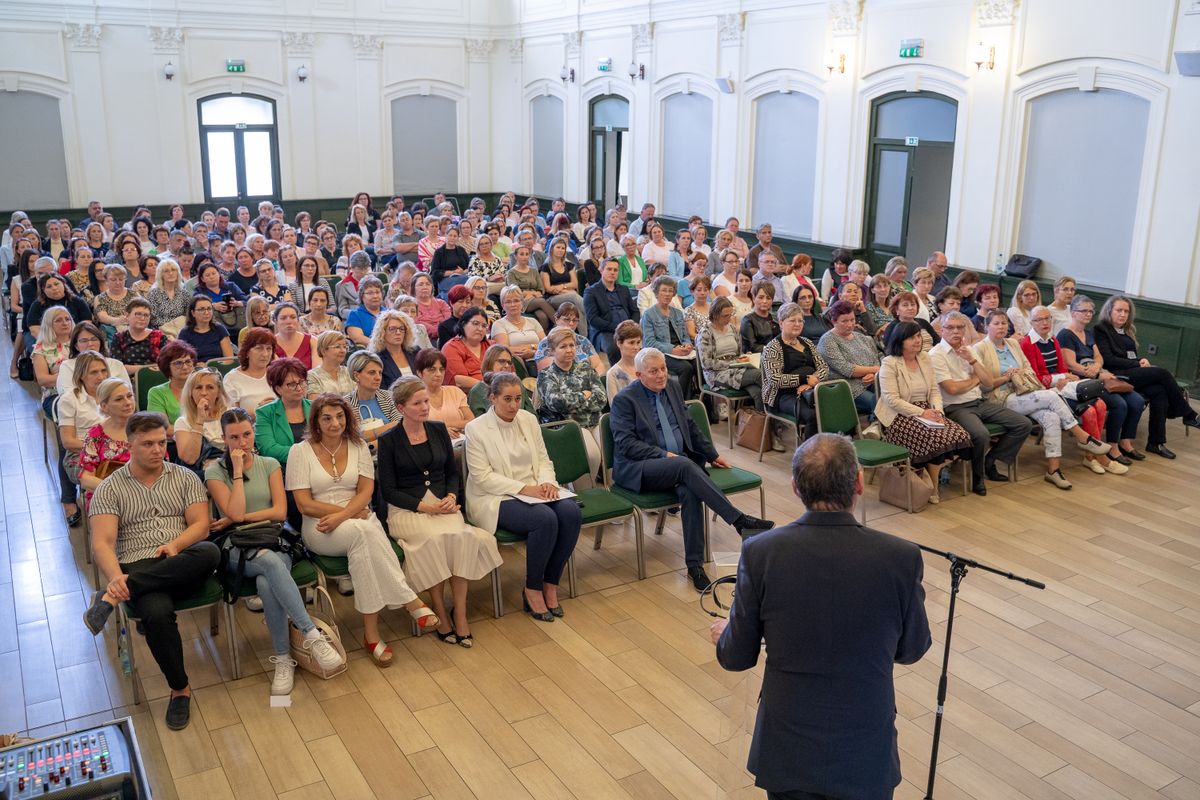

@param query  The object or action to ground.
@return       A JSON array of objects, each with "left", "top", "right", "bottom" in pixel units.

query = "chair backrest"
[
  {"left": 324, "top": 275, "right": 343, "bottom": 297},
  {"left": 814, "top": 379, "right": 860, "bottom": 436},
  {"left": 513, "top": 357, "right": 529, "bottom": 380},
  {"left": 540, "top": 420, "right": 590, "bottom": 486},
  {"left": 372, "top": 271, "right": 389, "bottom": 285},
  {"left": 207, "top": 357, "right": 239, "bottom": 377},
  {"left": 684, "top": 399, "right": 714, "bottom": 447},
  {"left": 136, "top": 367, "right": 168, "bottom": 411},
  {"left": 599, "top": 413, "right": 615, "bottom": 478}
]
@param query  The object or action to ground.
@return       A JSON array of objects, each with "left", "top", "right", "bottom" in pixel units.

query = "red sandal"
[{"left": 364, "top": 638, "right": 393, "bottom": 667}]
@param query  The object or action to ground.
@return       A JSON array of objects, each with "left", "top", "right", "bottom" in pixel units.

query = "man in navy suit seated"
[
  {"left": 711, "top": 433, "right": 932, "bottom": 800},
  {"left": 610, "top": 347, "right": 773, "bottom": 591}
]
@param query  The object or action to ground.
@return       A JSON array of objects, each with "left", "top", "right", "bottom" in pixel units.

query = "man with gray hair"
[
  {"left": 930, "top": 310, "right": 1032, "bottom": 495},
  {"left": 335, "top": 250, "right": 373, "bottom": 320},
  {"left": 712, "top": 433, "right": 931, "bottom": 799},
  {"left": 610, "top": 347, "right": 773, "bottom": 591}
]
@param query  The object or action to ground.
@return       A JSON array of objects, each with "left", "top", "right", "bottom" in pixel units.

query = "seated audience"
[
  {"left": 307, "top": 331, "right": 353, "bottom": 399},
  {"left": 865, "top": 274, "right": 894, "bottom": 333},
  {"left": 740, "top": 281, "right": 780, "bottom": 354},
  {"left": 93, "top": 265, "right": 134, "bottom": 337},
  {"left": 345, "top": 276, "right": 385, "bottom": 347},
  {"left": 1047, "top": 276, "right": 1075, "bottom": 335},
  {"left": 818, "top": 300, "right": 881, "bottom": 415},
  {"left": 820, "top": 248, "right": 852, "bottom": 303},
  {"left": 437, "top": 285, "right": 473, "bottom": 346},
  {"left": 193, "top": 263, "right": 246, "bottom": 330},
  {"left": 541, "top": 238, "right": 589, "bottom": 335},
  {"left": 250, "top": 258, "right": 293, "bottom": 305},
  {"left": 299, "top": 285, "right": 342, "bottom": 335},
  {"left": 207, "top": 408, "right": 344, "bottom": 695},
  {"left": 78, "top": 378, "right": 136, "bottom": 509},
  {"left": 882, "top": 291, "right": 940, "bottom": 354},
  {"left": 640, "top": 276, "right": 698, "bottom": 398},
  {"left": 224, "top": 327, "right": 277, "bottom": 415},
  {"left": 429, "top": 226, "right": 471, "bottom": 293},
  {"left": 729, "top": 268, "right": 755, "bottom": 322},
  {"left": 533, "top": 303, "right": 604, "bottom": 373},
  {"left": 930, "top": 312, "right": 1034, "bottom": 495},
  {"left": 464, "top": 275, "right": 499, "bottom": 324},
  {"left": 711, "top": 248, "right": 741, "bottom": 296},
  {"left": 273, "top": 302, "right": 319, "bottom": 369},
  {"left": 288, "top": 254, "right": 324, "bottom": 313},
  {"left": 254, "top": 358, "right": 311, "bottom": 466},
  {"left": 441, "top": 307, "right": 493, "bottom": 390},
  {"left": 951, "top": 270, "right": 981, "bottom": 318},
  {"left": 1092, "top": 294, "right": 1199, "bottom": 458},
  {"left": 286, "top": 394, "right": 438, "bottom": 667},
  {"left": 31, "top": 305, "right": 74, "bottom": 398},
  {"left": 911, "top": 267, "right": 937, "bottom": 321},
  {"left": 973, "top": 309, "right": 1110, "bottom": 489},
  {"left": 178, "top": 295, "right": 233, "bottom": 362},
  {"left": 836, "top": 280, "right": 879, "bottom": 337},
  {"left": 83, "top": 412, "right": 221, "bottom": 731},
  {"left": 417, "top": 348, "right": 474, "bottom": 439},
  {"left": 684, "top": 276, "right": 713, "bottom": 340},
  {"left": 875, "top": 322, "right": 973, "bottom": 503},
  {"left": 616, "top": 234, "right": 650, "bottom": 291},
  {"left": 147, "top": 340, "right": 197, "bottom": 430},
  {"left": 412, "top": 273, "right": 452, "bottom": 344},
  {"left": 377, "top": 377, "right": 503, "bottom": 646},
  {"left": 394, "top": 294, "right": 434, "bottom": 349},
  {"left": 762, "top": 302, "right": 827, "bottom": 438},
  {"left": 28, "top": 272, "right": 91, "bottom": 340},
  {"left": 971, "top": 284, "right": 1011, "bottom": 335},
  {"left": 793, "top": 283, "right": 828, "bottom": 342},
  {"left": 345, "top": 350, "right": 400, "bottom": 446},
  {"left": 112, "top": 298, "right": 167, "bottom": 374},
  {"left": 58, "top": 352, "right": 111, "bottom": 522},
  {"left": 492, "top": 285, "right": 545, "bottom": 365},
  {"left": 583, "top": 258, "right": 638, "bottom": 363},
  {"left": 238, "top": 296, "right": 274, "bottom": 349},
  {"left": 175, "top": 367, "right": 228, "bottom": 470},
  {"left": 505, "top": 244, "right": 556, "bottom": 332},
  {"left": 467, "top": 345, "right": 534, "bottom": 417},
  {"left": 536, "top": 327, "right": 607, "bottom": 473},
  {"left": 1007, "top": 279, "right": 1040, "bottom": 338},
  {"left": 334, "top": 251, "right": 372, "bottom": 319},
  {"left": 698, "top": 297, "right": 764, "bottom": 412},
  {"left": 464, "top": 374, "right": 582, "bottom": 621},
  {"left": 610, "top": 349, "right": 773, "bottom": 590},
  {"left": 606, "top": 320, "right": 643, "bottom": 400},
  {"left": 782, "top": 253, "right": 819, "bottom": 302},
  {"left": 370, "top": 309, "right": 419, "bottom": 387}
]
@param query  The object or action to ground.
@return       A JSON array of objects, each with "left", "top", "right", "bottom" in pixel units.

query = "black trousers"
[
  {"left": 773, "top": 393, "right": 817, "bottom": 438},
  {"left": 121, "top": 541, "right": 221, "bottom": 691},
  {"left": 665, "top": 354, "right": 697, "bottom": 400},
  {"left": 768, "top": 790, "right": 844, "bottom": 800},
  {"left": 636, "top": 456, "right": 741, "bottom": 567},
  {"left": 1123, "top": 366, "right": 1195, "bottom": 444}
]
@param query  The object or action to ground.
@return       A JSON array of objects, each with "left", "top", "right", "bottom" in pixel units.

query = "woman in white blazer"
[{"left": 464, "top": 373, "right": 581, "bottom": 622}]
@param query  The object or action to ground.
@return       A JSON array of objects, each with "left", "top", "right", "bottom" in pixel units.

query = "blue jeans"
[
  {"left": 496, "top": 498, "right": 581, "bottom": 590},
  {"left": 854, "top": 389, "right": 876, "bottom": 416},
  {"left": 229, "top": 548, "right": 316, "bottom": 654}
]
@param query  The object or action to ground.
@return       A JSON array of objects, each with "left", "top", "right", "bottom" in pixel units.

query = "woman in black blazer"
[{"left": 376, "top": 376, "right": 502, "bottom": 647}]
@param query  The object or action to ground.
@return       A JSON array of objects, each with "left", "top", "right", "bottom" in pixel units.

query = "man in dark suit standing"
[
  {"left": 711, "top": 433, "right": 932, "bottom": 799},
  {"left": 611, "top": 348, "right": 773, "bottom": 591}
]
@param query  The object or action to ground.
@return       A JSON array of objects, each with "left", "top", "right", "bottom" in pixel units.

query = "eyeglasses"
[
  {"left": 1074, "top": 308, "right": 1094, "bottom": 315},
  {"left": 384, "top": 326, "right": 406, "bottom": 334},
  {"left": 170, "top": 358, "right": 194, "bottom": 368},
  {"left": 77, "top": 336, "right": 101, "bottom": 346},
  {"left": 282, "top": 380, "right": 305, "bottom": 390}
]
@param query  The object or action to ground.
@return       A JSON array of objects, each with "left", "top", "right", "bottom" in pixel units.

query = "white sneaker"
[
  {"left": 1044, "top": 469, "right": 1072, "bottom": 490},
  {"left": 303, "top": 629, "right": 345, "bottom": 672},
  {"left": 244, "top": 596, "right": 263, "bottom": 612},
  {"left": 1082, "top": 457, "right": 1106, "bottom": 475},
  {"left": 336, "top": 576, "right": 354, "bottom": 595},
  {"left": 1105, "top": 459, "right": 1129, "bottom": 475},
  {"left": 269, "top": 655, "right": 296, "bottom": 696},
  {"left": 718, "top": 404, "right": 729, "bottom": 421},
  {"left": 1080, "top": 436, "right": 1111, "bottom": 455}
]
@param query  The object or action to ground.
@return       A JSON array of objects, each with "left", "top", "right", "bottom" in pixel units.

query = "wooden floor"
[{"left": 3, "top": 349, "right": 1200, "bottom": 800}]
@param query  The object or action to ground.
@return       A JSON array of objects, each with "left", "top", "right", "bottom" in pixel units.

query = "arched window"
[
  {"left": 1017, "top": 88, "right": 1149, "bottom": 287},
  {"left": 751, "top": 92, "right": 819, "bottom": 239},
  {"left": 198, "top": 94, "right": 280, "bottom": 205},
  {"left": 0, "top": 91, "right": 68, "bottom": 209},
  {"left": 660, "top": 93, "right": 713, "bottom": 219},
  {"left": 530, "top": 95, "right": 565, "bottom": 198},
  {"left": 391, "top": 95, "right": 458, "bottom": 194}
]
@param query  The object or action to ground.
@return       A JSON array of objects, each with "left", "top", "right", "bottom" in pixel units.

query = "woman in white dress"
[
  {"left": 377, "top": 377, "right": 502, "bottom": 647},
  {"left": 286, "top": 394, "right": 438, "bottom": 667}
]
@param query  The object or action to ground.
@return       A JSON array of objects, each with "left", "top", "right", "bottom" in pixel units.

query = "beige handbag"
[
  {"left": 735, "top": 408, "right": 772, "bottom": 451},
  {"left": 878, "top": 465, "right": 935, "bottom": 512},
  {"left": 289, "top": 584, "right": 347, "bottom": 679},
  {"left": 1010, "top": 368, "right": 1043, "bottom": 396}
]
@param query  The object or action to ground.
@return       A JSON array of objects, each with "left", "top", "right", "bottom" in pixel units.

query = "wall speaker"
[
  {"left": 715, "top": 76, "right": 735, "bottom": 94},
  {"left": 1175, "top": 50, "right": 1200, "bottom": 76}
]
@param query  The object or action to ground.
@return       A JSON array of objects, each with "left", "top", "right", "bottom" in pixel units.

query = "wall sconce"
[
  {"left": 825, "top": 49, "right": 845, "bottom": 75},
  {"left": 973, "top": 42, "right": 996, "bottom": 71},
  {"left": 296, "top": 64, "right": 309, "bottom": 83},
  {"left": 559, "top": 66, "right": 575, "bottom": 84},
  {"left": 627, "top": 61, "right": 645, "bottom": 81},
  {"left": 163, "top": 61, "right": 176, "bottom": 81}
]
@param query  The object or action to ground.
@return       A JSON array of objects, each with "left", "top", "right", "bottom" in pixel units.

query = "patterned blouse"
[
  {"left": 79, "top": 423, "right": 131, "bottom": 507},
  {"left": 467, "top": 254, "right": 504, "bottom": 281},
  {"left": 685, "top": 304, "right": 712, "bottom": 340},
  {"left": 146, "top": 287, "right": 190, "bottom": 327},
  {"left": 94, "top": 290, "right": 134, "bottom": 323},
  {"left": 536, "top": 361, "right": 607, "bottom": 429},
  {"left": 299, "top": 313, "right": 343, "bottom": 335},
  {"left": 112, "top": 329, "right": 167, "bottom": 367},
  {"left": 65, "top": 271, "right": 95, "bottom": 304},
  {"left": 250, "top": 284, "right": 292, "bottom": 305}
]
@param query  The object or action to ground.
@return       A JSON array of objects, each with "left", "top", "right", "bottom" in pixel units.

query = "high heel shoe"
[
  {"left": 434, "top": 629, "right": 459, "bottom": 645},
  {"left": 523, "top": 595, "right": 554, "bottom": 623}
]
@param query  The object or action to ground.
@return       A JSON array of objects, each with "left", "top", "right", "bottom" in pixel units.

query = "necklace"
[{"left": 318, "top": 438, "right": 346, "bottom": 482}]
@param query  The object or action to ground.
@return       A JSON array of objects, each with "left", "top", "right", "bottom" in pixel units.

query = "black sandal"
[
  {"left": 65, "top": 508, "right": 82, "bottom": 527},
  {"left": 455, "top": 631, "right": 474, "bottom": 649},
  {"left": 434, "top": 629, "right": 458, "bottom": 645}
]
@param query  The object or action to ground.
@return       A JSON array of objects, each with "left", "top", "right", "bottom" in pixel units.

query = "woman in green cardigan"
[
  {"left": 616, "top": 234, "right": 649, "bottom": 291},
  {"left": 254, "top": 357, "right": 311, "bottom": 466}
]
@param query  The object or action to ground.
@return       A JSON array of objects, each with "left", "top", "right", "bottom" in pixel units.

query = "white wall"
[{"left": 2, "top": 0, "right": 1199, "bottom": 305}]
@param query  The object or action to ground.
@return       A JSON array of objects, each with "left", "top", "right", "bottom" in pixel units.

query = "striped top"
[{"left": 89, "top": 461, "right": 208, "bottom": 563}]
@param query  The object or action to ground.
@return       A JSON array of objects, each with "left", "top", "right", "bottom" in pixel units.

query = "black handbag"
[
  {"left": 1001, "top": 254, "right": 1042, "bottom": 279},
  {"left": 1072, "top": 378, "right": 1104, "bottom": 403},
  {"left": 17, "top": 354, "right": 33, "bottom": 382},
  {"left": 215, "top": 522, "right": 304, "bottom": 603}
]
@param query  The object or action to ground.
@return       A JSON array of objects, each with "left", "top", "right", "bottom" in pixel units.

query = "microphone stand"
[{"left": 916, "top": 543, "right": 1045, "bottom": 799}]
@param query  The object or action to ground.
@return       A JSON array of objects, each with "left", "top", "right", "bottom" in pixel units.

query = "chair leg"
[
  {"left": 592, "top": 523, "right": 605, "bottom": 550},
  {"left": 491, "top": 567, "right": 503, "bottom": 618},
  {"left": 759, "top": 486, "right": 766, "bottom": 519},
  {"left": 42, "top": 416, "right": 49, "bottom": 465},
  {"left": 567, "top": 555, "right": 577, "bottom": 599},
  {"left": 702, "top": 511, "right": 711, "bottom": 564},
  {"left": 905, "top": 462, "right": 913, "bottom": 513},
  {"left": 961, "top": 461, "right": 969, "bottom": 496},
  {"left": 727, "top": 399, "right": 736, "bottom": 450},
  {"left": 81, "top": 505, "right": 93, "bottom": 565},
  {"left": 119, "top": 606, "right": 142, "bottom": 706},
  {"left": 209, "top": 603, "right": 219, "bottom": 637},
  {"left": 633, "top": 513, "right": 645, "bottom": 580},
  {"left": 757, "top": 413, "right": 768, "bottom": 462},
  {"left": 654, "top": 512, "right": 666, "bottom": 536},
  {"left": 226, "top": 602, "right": 241, "bottom": 681}
]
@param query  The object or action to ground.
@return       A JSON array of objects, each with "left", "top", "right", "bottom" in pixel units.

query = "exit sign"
[
  {"left": 899, "top": 38, "right": 924, "bottom": 58},
  {"left": 226, "top": 59, "right": 246, "bottom": 73}
]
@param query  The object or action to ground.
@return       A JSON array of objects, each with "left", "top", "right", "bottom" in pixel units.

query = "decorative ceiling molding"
[
  {"left": 828, "top": 0, "right": 862, "bottom": 35},
  {"left": 976, "top": 0, "right": 1018, "bottom": 27},
  {"left": 508, "top": 38, "right": 524, "bottom": 61},
  {"left": 63, "top": 22, "right": 102, "bottom": 51},
  {"left": 148, "top": 26, "right": 183, "bottom": 53},
  {"left": 465, "top": 38, "right": 494, "bottom": 62},
  {"left": 283, "top": 31, "right": 315, "bottom": 55},
  {"left": 563, "top": 30, "right": 581, "bottom": 57},
  {"left": 352, "top": 34, "right": 383, "bottom": 58},
  {"left": 632, "top": 22, "right": 654, "bottom": 52},
  {"left": 717, "top": 13, "right": 744, "bottom": 45}
]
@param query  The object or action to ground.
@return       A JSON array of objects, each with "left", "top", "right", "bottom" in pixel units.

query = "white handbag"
[{"left": 289, "top": 584, "right": 347, "bottom": 679}]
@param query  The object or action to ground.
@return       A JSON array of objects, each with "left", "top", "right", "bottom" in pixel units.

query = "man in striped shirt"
[{"left": 82, "top": 412, "right": 219, "bottom": 731}]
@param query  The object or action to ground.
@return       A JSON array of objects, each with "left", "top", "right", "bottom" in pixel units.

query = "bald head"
[{"left": 791, "top": 433, "right": 862, "bottom": 511}]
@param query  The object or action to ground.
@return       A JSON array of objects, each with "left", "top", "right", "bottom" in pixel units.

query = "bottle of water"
[
  {"left": 995, "top": 252, "right": 1005, "bottom": 273},
  {"left": 118, "top": 625, "right": 132, "bottom": 676}
]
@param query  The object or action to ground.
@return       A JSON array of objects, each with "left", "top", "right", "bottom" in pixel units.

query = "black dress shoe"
[
  {"left": 687, "top": 566, "right": 712, "bottom": 592},
  {"left": 522, "top": 595, "right": 554, "bottom": 622},
  {"left": 66, "top": 508, "right": 82, "bottom": 527},
  {"left": 971, "top": 480, "right": 988, "bottom": 496},
  {"left": 1111, "top": 453, "right": 1132, "bottom": 466},
  {"left": 165, "top": 695, "right": 191, "bottom": 731},
  {"left": 1183, "top": 415, "right": 1200, "bottom": 430},
  {"left": 734, "top": 514, "right": 774, "bottom": 538},
  {"left": 547, "top": 605, "right": 564, "bottom": 618},
  {"left": 1119, "top": 447, "right": 1146, "bottom": 461},
  {"left": 1146, "top": 443, "right": 1176, "bottom": 460},
  {"left": 984, "top": 465, "right": 1009, "bottom": 482}
]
